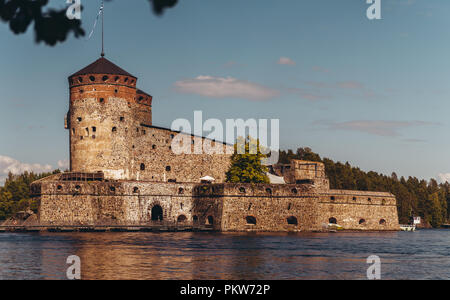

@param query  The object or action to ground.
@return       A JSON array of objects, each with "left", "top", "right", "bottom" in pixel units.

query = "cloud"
[
  {"left": 438, "top": 173, "right": 450, "bottom": 184},
  {"left": 277, "top": 57, "right": 296, "bottom": 66},
  {"left": 0, "top": 155, "right": 54, "bottom": 185},
  {"left": 317, "top": 120, "right": 437, "bottom": 137},
  {"left": 174, "top": 76, "right": 280, "bottom": 101},
  {"left": 337, "top": 81, "right": 365, "bottom": 90},
  {"left": 58, "top": 159, "right": 70, "bottom": 169}
]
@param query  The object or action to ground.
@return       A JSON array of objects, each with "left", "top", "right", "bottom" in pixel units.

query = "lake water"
[{"left": 0, "top": 229, "right": 449, "bottom": 280}]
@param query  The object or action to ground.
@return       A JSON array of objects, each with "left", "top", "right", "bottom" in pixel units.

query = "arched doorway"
[
  {"left": 177, "top": 215, "right": 187, "bottom": 223},
  {"left": 151, "top": 205, "right": 163, "bottom": 221},
  {"left": 329, "top": 217, "right": 337, "bottom": 224}
]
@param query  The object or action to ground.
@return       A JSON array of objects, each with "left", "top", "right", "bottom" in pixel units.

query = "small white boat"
[{"left": 400, "top": 224, "right": 416, "bottom": 232}]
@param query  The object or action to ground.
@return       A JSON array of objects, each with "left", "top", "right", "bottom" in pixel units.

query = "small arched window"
[
  {"left": 329, "top": 217, "right": 337, "bottom": 224},
  {"left": 177, "top": 215, "right": 187, "bottom": 223},
  {"left": 89, "top": 76, "right": 95, "bottom": 82},
  {"left": 287, "top": 216, "right": 298, "bottom": 225},
  {"left": 112, "top": 127, "right": 117, "bottom": 132},
  {"left": 292, "top": 188, "right": 298, "bottom": 194},
  {"left": 140, "top": 163, "right": 145, "bottom": 171},
  {"left": 133, "top": 187, "right": 139, "bottom": 193},
  {"left": 166, "top": 166, "right": 171, "bottom": 172},
  {"left": 178, "top": 187, "right": 184, "bottom": 195},
  {"left": 239, "top": 187, "right": 246, "bottom": 194},
  {"left": 246, "top": 216, "right": 257, "bottom": 225},
  {"left": 266, "top": 188, "right": 272, "bottom": 195},
  {"left": 359, "top": 219, "right": 366, "bottom": 225},
  {"left": 206, "top": 216, "right": 214, "bottom": 225},
  {"left": 379, "top": 219, "right": 387, "bottom": 225},
  {"left": 102, "top": 75, "right": 109, "bottom": 81}
]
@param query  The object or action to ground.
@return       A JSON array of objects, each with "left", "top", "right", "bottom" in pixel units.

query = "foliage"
[
  {"left": 0, "top": 170, "right": 60, "bottom": 220},
  {"left": 279, "top": 147, "right": 450, "bottom": 228},
  {"left": 0, "top": 0, "right": 178, "bottom": 46},
  {"left": 226, "top": 137, "right": 270, "bottom": 184}
]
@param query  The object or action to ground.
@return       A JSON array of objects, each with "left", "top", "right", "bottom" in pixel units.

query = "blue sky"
[{"left": 1, "top": 0, "right": 450, "bottom": 184}]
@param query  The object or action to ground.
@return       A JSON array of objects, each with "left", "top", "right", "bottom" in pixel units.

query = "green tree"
[{"left": 226, "top": 137, "right": 270, "bottom": 184}]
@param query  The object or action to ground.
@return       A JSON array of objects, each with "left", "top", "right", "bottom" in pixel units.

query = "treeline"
[
  {"left": 279, "top": 148, "right": 450, "bottom": 228},
  {"left": 0, "top": 170, "right": 61, "bottom": 220}
]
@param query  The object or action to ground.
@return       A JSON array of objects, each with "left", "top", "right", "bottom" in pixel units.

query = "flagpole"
[{"left": 101, "top": 0, "right": 105, "bottom": 57}]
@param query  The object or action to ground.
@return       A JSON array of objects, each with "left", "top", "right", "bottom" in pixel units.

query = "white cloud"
[
  {"left": 318, "top": 120, "right": 437, "bottom": 137},
  {"left": 277, "top": 57, "right": 296, "bottom": 66},
  {"left": 438, "top": 173, "right": 450, "bottom": 184},
  {"left": 174, "top": 76, "right": 280, "bottom": 101},
  {"left": 58, "top": 159, "right": 70, "bottom": 170},
  {"left": 0, "top": 155, "right": 54, "bottom": 185}
]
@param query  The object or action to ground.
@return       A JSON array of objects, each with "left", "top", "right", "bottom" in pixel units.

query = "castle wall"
[
  {"left": 318, "top": 190, "right": 399, "bottom": 230},
  {"left": 131, "top": 126, "right": 233, "bottom": 183},
  {"left": 34, "top": 179, "right": 399, "bottom": 231}
]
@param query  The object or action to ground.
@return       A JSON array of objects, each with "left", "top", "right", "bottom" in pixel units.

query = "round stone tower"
[{"left": 67, "top": 57, "right": 139, "bottom": 180}]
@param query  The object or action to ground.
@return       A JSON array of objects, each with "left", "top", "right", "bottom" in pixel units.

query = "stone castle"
[{"left": 30, "top": 56, "right": 400, "bottom": 232}]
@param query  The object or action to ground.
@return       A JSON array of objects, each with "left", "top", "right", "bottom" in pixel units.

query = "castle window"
[
  {"left": 140, "top": 163, "right": 145, "bottom": 171},
  {"left": 92, "top": 127, "right": 96, "bottom": 132},
  {"left": 368, "top": 198, "right": 372, "bottom": 203},
  {"left": 57, "top": 185, "right": 62, "bottom": 190},
  {"left": 287, "top": 216, "right": 298, "bottom": 225},
  {"left": 353, "top": 197, "right": 357, "bottom": 201},
  {"left": 138, "top": 96, "right": 144, "bottom": 101},
  {"left": 178, "top": 187, "right": 184, "bottom": 195},
  {"left": 170, "top": 134, "right": 175, "bottom": 139},
  {"left": 133, "top": 187, "right": 139, "bottom": 193},
  {"left": 89, "top": 76, "right": 95, "bottom": 82},
  {"left": 114, "top": 76, "right": 120, "bottom": 82},
  {"left": 168, "top": 179, "right": 177, "bottom": 183},
  {"left": 330, "top": 196, "right": 336, "bottom": 201},
  {"left": 114, "top": 89, "right": 118, "bottom": 93},
  {"left": 292, "top": 188, "right": 298, "bottom": 194},
  {"left": 166, "top": 166, "right": 171, "bottom": 172},
  {"left": 142, "top": 130, "right": 146, "bottom": 135},
  {"left": 379, "top": 219, "right": 387, "bottom": 225},
  {"left": 136, "top": 128, "right": 139, "bottom": 133},
  {"left": 329, "top": 217, "right": 337, "bottom": 224},
  {"left": 85, "top": 128, "right": 89, "bottom": 135},
  {"left": 78, "top": 77, "right": 83, "bottom": 83},
  {"left": 102, "top": 76, "right": 109, "bottom": 82},
  {"left": 80, "top": 136, "right": 83, "bottom": 140},
  {"left": 77, "top": 117, "right": 82, "bottom": 122},
  {"left": 124, "top": 77, "right": 129, "bottom": 83},
  {"left": 246, "top": 216, "right": 257, "bottom": 225},
  {"left": 75, "top": 185, "right": 81, "bottom": 190},
  {"left": 239, "top": 187, "right": 246, "bottom": 194},
  {"left": 79, "top": 89, "right": 84, "bottom": 94},
  {"left": 266, "top": 188, "right": 272, "bottom": 195},
  {"left": 193, "top": 215, "right": 199, "bottom": 222},
  {"left": 180, "top": 203, "right": 183, "bottom": 209},
  {"left": 131, "top": 79, "right": 135, "bottom": 84},
  {"left": 152, "top": 145, "right": 156, "bottom": 150},
  {"left": 110, "top": 186, "right": 116, "bottom": 192},
  {"left": 177, "top": 215, "right": 187, "bottom": 223},
  {"left": 359, "top": 219, "right": 366, "bottom": 225},
  {"left": 99, "top": 98, "right": 104, "bottom": 103},
  {"left": 72, "top": 128, "right": 75, "bottom": 135},
  {"left": 288, "top": 203, "right": 292, "bottom": 210},
  {"left": 206, "top": 216, "right": 214, "bottom": 225},
  {"left": 112, "top": 127, "right": 117, "bottom": 132}
]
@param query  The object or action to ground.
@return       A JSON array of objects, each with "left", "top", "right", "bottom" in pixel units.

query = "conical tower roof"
[{"left": 70, "top": 57, "right": 136, "bottom": 78}]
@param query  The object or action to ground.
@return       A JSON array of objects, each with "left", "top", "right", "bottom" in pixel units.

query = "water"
[{"left": 0, "top": 230, "right": 449, "bottom": 280}]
